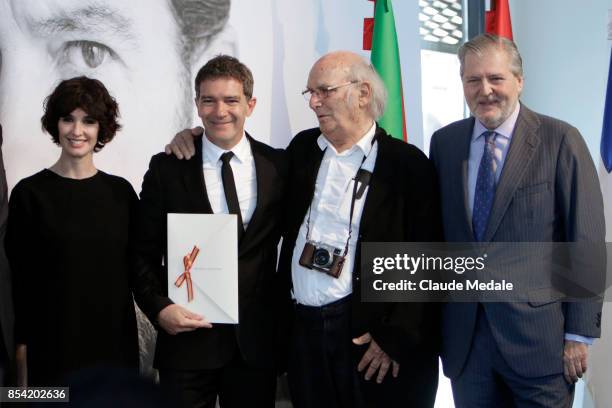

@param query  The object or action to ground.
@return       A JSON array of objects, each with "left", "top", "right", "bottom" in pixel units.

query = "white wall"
[{"left": 510, "top": 0, "right": 610, "bottom": 160}]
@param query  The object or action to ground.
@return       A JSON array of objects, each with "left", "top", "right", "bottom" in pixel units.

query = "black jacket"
[
  {"left": 278, "top": 125, "right": 442, "bottom": 363},
  {"left": 133, "top": 134, "right": 287, "bottom": 370}
]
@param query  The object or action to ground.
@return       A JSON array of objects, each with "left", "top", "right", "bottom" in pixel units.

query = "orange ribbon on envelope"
[{"left": 174, "top": 245, "right": 200, "bottom": 302}]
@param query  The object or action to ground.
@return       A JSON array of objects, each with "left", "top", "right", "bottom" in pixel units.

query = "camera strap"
[
  {"left": 304, "top": 138, "right": 376, "bottom": 257},
  {"left": 344, "top": 168, "right": 372, "bottom": 256}
]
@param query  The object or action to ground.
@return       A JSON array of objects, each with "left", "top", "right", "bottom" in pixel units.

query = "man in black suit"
[
  {"left": 133, "top": 55, "right": 285, "bottom": 408},
  {"left": 0, "top": 124, "right": 14, "bottom": 387},
  {"left": 277, "top": 51, "right": 441, "bottom": 408}
]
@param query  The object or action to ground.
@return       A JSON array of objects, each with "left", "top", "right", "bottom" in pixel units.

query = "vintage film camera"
[{"left": 299, "top": 241, "right": 346, "bottom": 278}]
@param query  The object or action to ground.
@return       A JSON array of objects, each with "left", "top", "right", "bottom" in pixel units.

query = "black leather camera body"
[{"left": 299, "top": 241, "right": 346, "bottom": 278}]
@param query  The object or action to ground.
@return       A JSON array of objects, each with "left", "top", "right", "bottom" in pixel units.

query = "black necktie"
[{"left": 220, "top": 151, "right": 244, "bottom": 241}]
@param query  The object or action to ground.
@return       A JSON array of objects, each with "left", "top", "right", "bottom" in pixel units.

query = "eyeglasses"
[{"left": 301, "top": 80, "right": 359, "bottom": 101}]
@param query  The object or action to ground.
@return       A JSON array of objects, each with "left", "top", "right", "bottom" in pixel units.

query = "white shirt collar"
[
  {"left": 202, "top": 132, "right": 250, "bottom": 164},
  {"left": 316, "top": 122, "right": 377, "bottom": 156},
  {"left": 472, "top": 101, "right": 521, "bottom": 142}
]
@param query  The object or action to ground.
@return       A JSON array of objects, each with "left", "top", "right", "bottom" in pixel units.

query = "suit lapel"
[
  {"left": 455, "top": 119, "right": 476, "bottom": 240},
  {"left": 305, "top": 139, "right": 326, "bottom": 199},
  {"left": 181, "top": 136, "right": 213, "bottom": 213},
  {"left": 483, "top": 105, "right": 540, "bottom": 242},
  {"left": 293, "top": 134, "right": 326, "bottom": 230},
  {"left": 240, "top": 134, "right": 270, "bottom": 250},
  {"left": 359, "top": 128, "right": 393, "bottom": 234}
]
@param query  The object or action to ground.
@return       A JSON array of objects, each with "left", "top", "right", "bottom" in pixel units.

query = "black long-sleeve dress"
[{"left": 6, "top": 169, "right": 139, "bottom": 385}]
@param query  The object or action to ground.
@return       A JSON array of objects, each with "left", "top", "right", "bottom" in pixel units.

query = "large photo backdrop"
[{"left": 0, "top": 0, "right": 422, "bottom": 192}]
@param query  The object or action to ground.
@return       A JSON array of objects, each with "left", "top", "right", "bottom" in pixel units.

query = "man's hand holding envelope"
[
  {"left": 162, "top": 213, "right": 239, "bottom": 336},
  {"left": 157, "top": 304, "right": 213, "bottom": 335}
]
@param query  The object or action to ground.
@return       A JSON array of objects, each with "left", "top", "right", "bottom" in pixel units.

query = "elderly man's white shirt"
[{"left": 291, "top": 123, "right": 378, "bottom": 306}]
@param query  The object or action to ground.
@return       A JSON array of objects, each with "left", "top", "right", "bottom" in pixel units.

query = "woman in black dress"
[{"left": 6, "top": 76, "right": 139, "bottom": 386}]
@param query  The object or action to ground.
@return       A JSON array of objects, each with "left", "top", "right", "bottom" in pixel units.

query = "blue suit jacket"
[{"left": 429, "top": 104, "right": 604, "bottom": 378}]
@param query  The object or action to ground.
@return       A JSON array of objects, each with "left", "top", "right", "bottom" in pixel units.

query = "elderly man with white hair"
[{"left": 277, "top": 51, "right": 442, "bottom": 408}]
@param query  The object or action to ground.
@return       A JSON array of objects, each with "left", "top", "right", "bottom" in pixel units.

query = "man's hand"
[
  {"left": 157, "top": 304, "right": 212, "bottom": 335},
  {"left": 563, "top": 340, "right": 589, "bottom": 383},
  {"left": 353, "top": 332, "right": 400, "bottom": 383},
  {"left": 164, "top": 126, "right": 204, "bottom": 159}
]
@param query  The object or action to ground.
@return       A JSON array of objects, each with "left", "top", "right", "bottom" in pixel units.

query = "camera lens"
[{"left": 313, "top": 248, "right": 331, "bottom": 267}]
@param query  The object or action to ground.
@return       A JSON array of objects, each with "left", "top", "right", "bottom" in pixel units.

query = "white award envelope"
[{"left": 167, "top": 213, "right": 238, "bottom": 324}]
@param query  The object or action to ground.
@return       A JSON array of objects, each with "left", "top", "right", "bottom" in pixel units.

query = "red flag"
[
  {"left": 485, "top": 0, "right": 513, "bottom": 40},
  {"left": 363, "top": 0, "right": 375, "bottom": 50},
  {"left": 363, "top": 17, "right": 374, "bottom": 50}
]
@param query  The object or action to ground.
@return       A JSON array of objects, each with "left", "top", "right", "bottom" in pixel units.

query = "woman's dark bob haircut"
[{"left": 41, "top": 76, "right": 121, "bottom": 151}]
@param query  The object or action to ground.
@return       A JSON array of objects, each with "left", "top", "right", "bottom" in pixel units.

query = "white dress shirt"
[
  {"left": 291, "top": 123, "right": 378, "bottom": 306},
  {"left": 202, "top": 133, "right": 257, "bottom": 229}
]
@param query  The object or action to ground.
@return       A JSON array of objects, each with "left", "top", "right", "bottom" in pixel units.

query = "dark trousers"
[
  {"left": 288, "top": 296, "right": 361, "bottom": 408},
  {"left": 287, "top": 296, "right": 438, "bottom": 408},
  {"left": 452, "top": 306, "right": 574, "bottom": 408},
  {"left": 158, "top": 350, "right": 276, "bottom": 408}
]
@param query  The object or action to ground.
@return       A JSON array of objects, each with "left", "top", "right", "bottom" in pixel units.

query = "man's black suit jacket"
[
  {"left": 278, "top": 125, "right": 442, "bottom": 363},
  {"left": 133, "top": 134, "right": 286, "bottom": 370}
]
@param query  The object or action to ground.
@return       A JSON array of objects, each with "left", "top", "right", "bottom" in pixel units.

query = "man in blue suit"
[{"left": 430, "top": 34, "right": 604, "bottom": 407}]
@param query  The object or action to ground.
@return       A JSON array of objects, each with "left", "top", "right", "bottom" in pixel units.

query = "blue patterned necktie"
[{"left": 472, "top": 131, "right": 497, "bottom": 242}]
